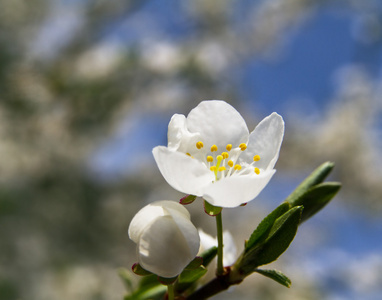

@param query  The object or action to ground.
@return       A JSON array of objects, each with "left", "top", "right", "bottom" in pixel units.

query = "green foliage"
[
  {"left": 238, "top": 206, "right": 303, "bottom": 275},
  {"left": 245, "top": 202, "right": 290, "bottom": 250},
  {"left": 290, "top": 182, "right": 341, "bottom": 222},
  {"left": 285, "top": 161, "right": 341, "bottom": 222},
  {"left": 178, "top": 266, "right": 208, "bottom": 285},
  {"left": 185, "top": 257, "right": 203, "bottom": 270},
  {"left": 285, "top": 161, "right": 335, "bottom": 204},
  {"left": 200, "top": 246, "right": 218, "bottom": 267},
  {"left": 124, "top": 274, "right": 166, "bottom": 300},
  {"left": 254, "top": 269, "right": 291, "bottom": 288}
]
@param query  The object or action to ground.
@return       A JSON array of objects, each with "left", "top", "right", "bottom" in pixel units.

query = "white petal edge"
[
  {"left": 153, "top": 146, "right": 215, "bottom": 196},
  {"left": 167, "top": 114, "right": 201, "bottom": 152},
  {"left": 128, "top": 200, "right": 190, "bottom": 243},
  {"left": 242, "top": 112, "right": 284, "bottom": 170},
  {"left": 186, "top": 100, "right": 249, "bottom": 150},
  {"left": 202, "top": 170, "right": 276, "bottom": 208}
]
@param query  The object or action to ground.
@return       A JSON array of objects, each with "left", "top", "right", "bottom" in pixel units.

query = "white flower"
[
  {"left": 152, "top": 100, "right": 284, "bottom": 208},
  {"left": 128, "top": 200, "right": 200, "bottom": 278},
  {"left": 198, "top": 229, "right": 237, "bottom": 266}
]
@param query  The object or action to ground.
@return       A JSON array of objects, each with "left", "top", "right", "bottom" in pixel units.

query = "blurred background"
[{"left": 1, "top": 0, "right": 382, "bottom": 299}]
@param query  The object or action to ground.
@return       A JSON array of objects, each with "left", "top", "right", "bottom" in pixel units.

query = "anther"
[
  {"left": 254, "top": 167, "right": 260, "bottom": 175},
  {"left": 253, "top": 155, "right": 260, "bottom": 161},
  {"left": 196, "top": 141, "right": 204, "bottom": 149},
  {"left": 234, "top": 164, "right": 242, "bottom": 171},
  {"left": 207, "top": 156, "right": 214, "bottom": 162},
  {"left": 221, "top": 152, "right": 229, "bottom": 159},
  {"left": 228, "top": 160, "right": 234, "bottom": 167},
  {"left": 239, "top": 143, "right": 247, "bottom": 151},
  {"left": 218, "top": 167, "right": 226, "bottom": 172},
  {"left": 226, "top": 144, "right": 232, "bottom": 151},
  {"left": 186, "top": 153, "right": 191, "bottom": 156},
  {"left": 210, "top": 166, "right": 217, "bottom": 171},
  {"left": 211, "top": 145, "right": 218, "bottom": 152}
]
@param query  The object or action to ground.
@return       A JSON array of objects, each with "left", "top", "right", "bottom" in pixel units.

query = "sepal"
[
  {"left": 132, "top": 263, "right": 153, "bottom": 276},
  {"left": 157, "top": 275, "right": 178, "bottom": 285},
  {"left": 180, "top": 194, "right": 197, "bottom": 205},
  {"left": 204, "top": 200, "right": 223, "bottom": 216}
]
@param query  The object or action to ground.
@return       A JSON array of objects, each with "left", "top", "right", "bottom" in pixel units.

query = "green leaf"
[
  {"left": 176, "top": 266, "right": 208, "bottom": 294},
  {"left": 254, "top": 269, "right": 291, "bottom": 288},
  {"left": 180, "top": 194, "right": 197, "bottom": 205},
  {"left": 291, "top": 182, "right": 341, "bottom": 222},
  {"left": 185, "top": 257, "right": 203, "bottom": 270},
  {"left": 245, "top": 202, "right": 290, "bottom": 251},
  {"left": 239, "top": 206, "right": 303, "bottom": 274},
  {"left": 199, "top": 246, "right": 218, "bottom": 267},
  {"left": 286, "top": 161, "right": 334, "bottom": 205},
  {"left": 125, "top": 274, "right": 166, "bottom": 300},
  {"left": 118, "top": 268, "right": 134, "bottom": 293},
  {"left": 132, "top": 263, "right": 152, "bottom": 276},
  {"left": 178, "top": 266, "right": 208, "bottom": 284},
  {"left": 204, "top": 200, "right": 222, "bottom": 216}
]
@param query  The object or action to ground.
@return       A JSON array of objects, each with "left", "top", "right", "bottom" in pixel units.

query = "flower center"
[{"left": 192, "top": 141, "right": 261, "bottom": 181}]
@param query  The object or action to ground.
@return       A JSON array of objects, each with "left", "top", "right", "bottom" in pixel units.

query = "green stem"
[
  {"left": 168, "top": 283, "right": 175, "bottom": 300},
  {"left": 216, "top": 211, "right": 224, "bottom": 276}
]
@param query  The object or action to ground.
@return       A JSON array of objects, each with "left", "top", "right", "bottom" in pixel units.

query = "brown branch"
[{"left": 186, "top": 267, "right": 244, "bottom": 300}]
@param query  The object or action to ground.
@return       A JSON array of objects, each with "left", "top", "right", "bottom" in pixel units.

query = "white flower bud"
[{"left": 128, "top": 201, "right": 200, "bottom": 278}]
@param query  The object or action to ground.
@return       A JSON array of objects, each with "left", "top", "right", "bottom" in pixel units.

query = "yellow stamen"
[
  {"left": 234, "top": 164, "right": 242, "bottom": 171},
  {"left": 186, "top": 153, "right": 191, "bottom": 156},
  {"left": 253, "top": 155, "right": 260, "bottom": 161},
  {"left": 239, "top": 143, "right": 247, "bottom": 151},
  {"left": 196, "top": 141, "right": 204, "bottom": 149},
  {"left": 207, "top": 156, "right": 214, "bottom": 162},
  {"left": 218, "top": 166, "right": 226, "bottom": 172},
  {"left": 226, "top": 144, "right": 232, "bottom": 151},
  {"left": 210, "top": 166, "right": 217, "bottom": 172},
  {"left": 211, "top": 145, "right": 218, "bottom": 152},
  {"left": 228, "top": 160, "right": 234, "bottom": 167},
  {"left": 221, "top": 152, "right": 229, "bottom": 159},
  {"left": 254, "top": 167, "right": 260, "bottom": 175}
]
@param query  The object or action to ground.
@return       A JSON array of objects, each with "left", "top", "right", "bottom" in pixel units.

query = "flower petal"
[
  {"left": 186, "top": 100, "right": 249, "bottom": 150},
  {"left": 202, "top": 170, "right": 276, "bottom": 207},
  {"left": 167, "top": 114, "right": 201, "bottom": 152},
  {"left": 138, "top": 214, "right": 199, "bottom": 278},
  {"left": 242, "top": 112, "right": 284, "bottom": 170},
  {"left": 128, "top": 200, "right": 190, "bottom": 243},
  {"left": 165, "top": 207, "right": 200, "bottom": 262},
  {"left": 128, "top": 204, "right": 165, "bottom": 243},
  {"left": 153, "top": 146, "right": 215, "bottom": 196}
]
